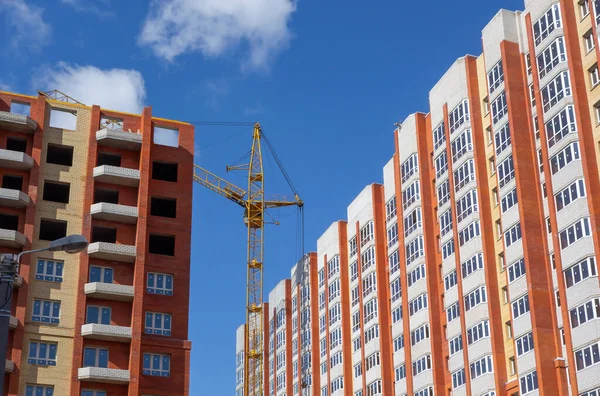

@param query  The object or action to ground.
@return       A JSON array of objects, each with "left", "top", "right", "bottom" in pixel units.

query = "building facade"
[
  {"left": 236, "top": 0, "right": 600, "bottom": 395},
  {"left": 0, "top": 90, "right": 193, "bottom": 395}
]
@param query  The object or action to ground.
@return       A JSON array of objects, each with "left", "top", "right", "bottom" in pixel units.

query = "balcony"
[
  {"left": 93, "top": 166, "right": 140, "bottom": 187},
  {"left": 90, "top": 203, "right": 138, "bottom": 224},
  {"left": 87, "top": 242, "right": 136, "bottom": 263},
  {"left": 0, "top": 111, "right": 37, "bottom": 134},
  {"left": 78, "top": 367, "right": 130, "bottom": 384},
  {"left": 0, "top": 228, "right": 26, "bottom": 248},
  {"left": 0, "top": 188, "right": 29, "bottom": 208},
  {"left": 0, "top": 149, "right": 34, "bottom": 170},
  {"left": 84, "top": 282, "right": 134, "bottom": 302},
  {"left": 5, "top": 360, "right": 14, "bottom": 373},
  {"left": 96, "top": 129, "right": 142, "bottom": 151},
  {"left": 12, "top": 275, "right": 23, "bottom": 288},
  {"left": 81, "top": 324, "right": 132, "bottom": 343},
  {"left": 9, "top": 316, "right": 17, "bottom": 330}
]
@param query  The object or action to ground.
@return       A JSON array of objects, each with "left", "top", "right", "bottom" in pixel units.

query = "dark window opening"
[
  {"left": 149, "top": 234, "right": 175, "bottom": 256},
  {"left": 6, "top": 138, "right": 27, "bottom": 153},
  {"left": 151, "top": 197, "right": 177, "bottom": 218},
  {"left": 0, "top": 213, "right": 19, "bottom": 231},
  {"left": 92, "top": 226, "right": 117, "bottom": 243},
  {"left": 97, "top": 152, "right": 121, "bottom": 167},
  {"left": 43, "top": 181, "right": 70, "bottom": 204},
  {"left": 94, "top": 188, "right": 119, "bottom": 204},
  {"left": 46, "top": 144, "right": 74, "bottom": 166},
  {"left": 39, "top": 219, "right": 67, "bottom": 241},
  {"left": 2, "top": 175, "right": 23, "bottom": 191},
  {"left": 152, "top": 162, "right": 178, "bottom": 182}
]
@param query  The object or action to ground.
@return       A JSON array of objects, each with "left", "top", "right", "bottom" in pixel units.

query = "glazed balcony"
[
  {"left": 87, "top": 242, "right": 136, "bottom": 263},
  {"left": 0, "top": 111, "right": 37, "bottom": 134},
  {"left": 84, "top": 282, "right": 134, "bottom": 302},
  {"left": 90, "top": 203, "right": 137, "bottom": 224},
  {"left": 78, "top": 367, "right": 130, "bottom": 384},
  {"left": 81, "top": 324, "right": 132, "bottom": 343},
  {"left": 93, "top": 165, "right": 140, "bottom": 187},
  {"left": 0, "top": 188, "right": 29, "bottom": 208},
  {"left": 0, "top": 149, "right": 34, "bottom": 170}
]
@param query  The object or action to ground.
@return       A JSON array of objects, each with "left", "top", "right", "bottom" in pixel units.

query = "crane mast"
[{"left": 193, "top": 123, "right": 303, "bottom": 396}]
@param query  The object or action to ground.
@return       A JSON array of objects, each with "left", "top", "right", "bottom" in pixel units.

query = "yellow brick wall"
[{"left": 18, "top": 101, "right": 92, "bottom": 394}]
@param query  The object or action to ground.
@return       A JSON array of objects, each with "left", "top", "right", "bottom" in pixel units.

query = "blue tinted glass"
[
  {"left": 39, "top": 343, "right": 47, "bottom": 359},
  {"left": 98, "top": 349, "right": 108, "bottom": 368},
  {"left": 42, "top": 301, "right": 51, "bottom": 318},
  {"left": 35, "top": 387, "right": 44, "bottom": 396},
  {"left": 81, "top": 391, "right": 93, "bottom": 396},
  {"left": 87, "top": 306, "right": 99, "bottom": 324},
  {"left": 155, "top": 313, "right": 162, "bottom": 329},
  {"left": 152, "top": 355, "right": 160, "bottom": 370},
  {"left": 48, "top": 344, "right": 56, "bottom": 360},
  {"left": 46, "top": 388, "right": 53, "bottom": 396},
  {"left": 36, "top": 260, "right": 44, "bottom": 280},
  {"left": 33, "top": 300, "right": 41, "bottom": 316},
  {"left": 101, "top": 308, "right": 111, "bottom": 325},
  {"left": 147, "top": 273, "right": 154, "bottom": 289},
  {"left": 165, "top": 275, "right": 173, "bottom": 290},
  {"left": 55, "top": 262, "right": 63, "bottom": 278},
  {"left": 143, "top": 353, "right": 151, "bottom": 369},
  {"left": 46, "top": 262, "right": 54, "bottom": 277},
  {"left": 89, "top": 267, "right": 101, "bottom": 282},
  {"left": 164, "top": 315, "right": 171, "bottom": 330},
  {"left": 26, "top": 385, "right": 34, "bottom": 396},
  {"left": 83, "top": 348, "right": 96, "bottom": 367},
  {"left": 52, "top": 302, "right": 60, "bottom": 320},
  {"left": 162, "top": 355, "right": 170, "bottom": 371},
  {"left": 156, "top": 274, "right": 164, "bottom": 289},
  {"left": 29, "top": 342, "right": 37, "bottom": 358},
  {"left": 145, "top": 313, "right": 152, "bottom": 330},
  {"left": 104, "top": 268, "right": 113, "bottom": 283}
]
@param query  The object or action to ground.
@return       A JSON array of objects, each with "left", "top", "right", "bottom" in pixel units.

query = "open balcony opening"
[
  {"left": 92, "top": 226, "right": 117, "bottom": 243},
  {"left": 46, "top": 144, "right": 73, "bottom": 166},
  {"left": 97, "top": 152, "right": 121, "bottom": 167},
  {"left": 6, "top": 138, "right": 26, "bottom": 153},
  {"left": 2, "top": 175, "right": 23, "bottom": 191},
  {"left": 150, "top": 197, "right": 176, "bottom": 218},
  {"left": 152, "top": 161, "right": 178, "bottom": 182},
  {"left": 39, "top": 219, "right": 67, "bottom": 241},
  {"left": 43, "top": 181, "right": 70, "bottom": 204},
  {"left": 0, "top": 213, "right": 19, "bottom": 231},
  {"left": 94, "top": 188, "right": 119, "bottom": 204},
  {"left": 149, "top": 234, "right": 175, "bottom": 256}
]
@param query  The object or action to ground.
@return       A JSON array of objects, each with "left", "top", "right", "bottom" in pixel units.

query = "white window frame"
[{"left": 533, "top": 4, "right": 562, "bottom": 46}]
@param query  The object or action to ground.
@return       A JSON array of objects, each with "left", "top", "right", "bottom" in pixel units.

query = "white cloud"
[
  {"left": 138, "top": 0, "right": 297, "bottom": 70},
  {"left": 61, "top": 0, "right": 115, "bottom": 18},
  {"left": 0, "top": 0, "right": 51, "bottom": 53},
  {"left": 36, "top": 62, "right": 146, "bottom": 113}
]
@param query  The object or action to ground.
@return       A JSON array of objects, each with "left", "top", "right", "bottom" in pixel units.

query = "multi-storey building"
[
  {"left": 0, "top": 90, "right": 193, "bottom": 395},
  {"left": 236, "top": 0, "right": 600, "bottom": 395}
]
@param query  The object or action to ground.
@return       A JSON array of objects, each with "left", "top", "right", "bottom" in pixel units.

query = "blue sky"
[{"left": 0, "top": 0, "right": 525, "bottom": 393}]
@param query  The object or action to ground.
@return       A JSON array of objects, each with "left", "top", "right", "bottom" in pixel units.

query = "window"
[
  {"left": 321, "top": 313, "right": 328, "bottom": 333},
  {"left": 148, "top": 234, "right": 175, "bottom": 256},
  {"left": 361, "top": 247, "right": 375, "bottom": 272},
  {"left": 453, "top": 159, "right": 475, "bottom": 192},
  {"left": 449, "top": 100, "right": 470, "bottom": 134},
  {"left": 407, "top": 264, "right": 426, "bottom": 287},
  {"left": 504, "top": 222, "right": 522, "bottom": 248},
  {"left": 410, "top": 324, "right": 429, "bottom": 346},
  {"left": 546, "top": 106, "right": 577, "bottom": 148},
  {"left": 28, "top": 342, "right": 57, "bottom": 366},
  {"left": 520, "top": 371, "right": 539, "bottom": 394},
  {"left": 550, "top": 141, "right": 580, "bottom": 174},
  {"left": 434, "top": 151, "right": 448, "bottom": 179},
  {"left": 363, "top": 298, "right": 378, "bottom": 324},
  {"left": 43, "top": 181, "right": 70, "bottom": 203},
  {"left": 360, "top": 221, "right": 374, "bottom": 247},
  {"left": 533, "top": 4, "right": 562, "bottom": 46},
  {"left": 508, "top": 258, "right": 526, "bottom": 283},
  {"left": 39, "top": 219, "right": 67, "bottom": 241},
  {"left": 541, "top": 71, "right": 571, "bottom": 112},
  {"left": 470, "top": 355, "right": 493, "bottom": 379},
  {"left": 26, "top": 385, "right": 54, "bottom": 396},
  {"left": 459, "top": 221, "right": 480, "bottom": 246},
  {"left": 46, "top": 143, "right": 74, "bottom": 166},
  {"left": 412, "top": 355, "right": 432, "bottom": 376},
  {"left": 330, "top": 376, "right": 343, "bottom": 392},
  {"left": 516, "top": 332, "right": 534, "bottom": 356},
  {"left": 401, "top": 153, "right": 418, "bottom": 183},
  {"left": 395, "top": 364, "right": 406, "bottom": 381},
  {"left": 467, "top": 320, "right": 490, "bottom": 345},
  {"left": 353, "top": 337, "right": 361, "bottom": 352},
  {"left": 570, "top": 298, "right": 600, "bottom": 328},
  {"left": 444, "top": 269, "right": 457, "bottom": 291},
  {"left": 32, "top": 299, "right": 60, "bottom": 324},
  {"left": 450, "top": 129, "right": 472, "bottom": 163},
  {"left": 147, "top": 272, "right": 174, "bottom": 295},
  {"left": 488, "top": 61, "right": 504, "bottom": 94},
  {"left": 512, "top": 294, "right": 530, "bottom": 319},
  {"left": 449, "top": 334, "right": 462, "bottom": 356},
  {"left": 151, "top": 197, "right": 177, "bottom": 218},
  {"left": 404, "top": 208, "right": 421, "bottom": 237},
  {"left": 464, "top": 286, "right": 487, "bottom": 311},
  {"left": 501, "top": 188, "right": 518, "bottom": 213},
  {"left": 330, "top": 351, "right": 343, "bottom": 369},
  {"left": 447, "top": 302, "right": 460, "bottom": 322},
  {"left": 415, "top": 388, "right": 434, "bottom": 396},
  {"left": 392, "top": 306, "right": 402, "bottom": 323},
  {"left": 153, "top": 126, "right": 179, "bottom": 147},
  {"left": 565, "top": 257, "right": 597, "bottom": 288},
  {"left": 152, "top": 161, "right": 178, "bottom": 183},
  {"left": 386, "top": 197, "right": 397, "bottom": 221},
  {"left": 387, "top": 223, "right": 398, "bottom": 247},
  {"left": 498, "top": 155, "right": 515, "bottom": 188},
  {"left": 143, "top": 353, "right": 170, "bottom": 377},
  {"left": 349, "top": 237, "right": 357, "bottom": 257},
  {"left": 329, "top": 304, "right": 342, "bottom": 327},
  {"left": 145, "top": 312, "right": 172, "bottom": 336},
  {"left": 491, "top": 91, "right": 508, "bottom": 124},
  {"left": 390, "top": 276, "right": 401, "bottom": 302},
  {"left": 327, "top": 255, "right": 340, "bottom": 279},
  {"left": 580, "top": 388, "right": 600, "bottom": 396},
  {"left": 585, "top": 30, "right": 596, "bottom": 52},
  {"left": 452, "top": 368, "right": 466, "bottom": 389},
  {"left": 442, "top": 238, "right": 454, "bottom": 260},
  {"left": 440, "top": 209, "right": 452, "bottom": 236},
  {"left": 318, "top": 268, "right": 325, "bottom": 288},
  {"left": 560, "top": 217, "right": 591, "bottom": 249},
  {"left": 556, "top": 179, "right": 586, "bottom": 211},
  {"left": 402, "top": 181, "right": 420, "bottom": 210},
  {"left": 393, "top": 335, "right": 404, "bottom": 352},
  {"left": 591, "top": 65, "right": 600, "bottom": 88},
  {"left": 366, "top": 380, "right": 382, "bottom": 396},
  {"left": 409, "top": 294, "right": 427, "bottom": 316},
  {"left": 86, "top": 305, "right": 111, "bottom": 325},
  {"left": 329, "top": 327, "right": 342, "bottom": 350},
  {"left": 533, "top": 115, "right": 540, "bottom": 140},
  {"left": 35, "top": 259, "right": 63, "bottom": 283},
  {"left": 364, "top": 325, "right": 379, "bottom": 344},
  {"left": 537, "top": 37, "right": 567, "bottom": 79},
  {"left": 456, "top": 190, "right": 478, "bottom": 223},
  {"left": 581, "top": 0, "right": 590, "bottom": 18},
  {"left": 405, "top": 236, "right": 424, "bottom": 265},
  {"left": 350, "top": 287, "right": 359, "bottom": 308},
  {"left": 49, "top": 108, "right": 77, "bottom": 129},
  {"left": 489, "top": 156, "right": 496, "bottom": 174},
  {"left": 433, "top": 123, "right": 446, "bottom": 151},
  {"left": 596, "top": 102, "right": 600, "bottom": 124},
  {"left": 575, "top": 342, "right": 600, "bottom": 371},
  {"left": 437, "top": 179, "right": 450, "bottom": 207},
  {"left": 83, "top": 347, "right": 108, "bottom": 368},
  {"left": 461, "top": 253, "right": 484, "bottom": 279},
  {"left": 529, "top": 84, "right": 536, "bottom": 107},
  {"left": 494, "top": 123, "right": 511, "bottom": 156}
]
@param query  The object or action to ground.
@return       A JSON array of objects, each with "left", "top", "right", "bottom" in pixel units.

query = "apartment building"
[
  {"left": 236, "top": 0, "right": 600, "bottom": 395},
  {"left": 0, "top": 90, "right": 193, "bottom": 395}
]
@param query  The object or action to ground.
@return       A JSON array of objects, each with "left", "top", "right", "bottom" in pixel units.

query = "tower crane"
[{"left": 193, "top": 123, "right": 304, "bottom": 396}]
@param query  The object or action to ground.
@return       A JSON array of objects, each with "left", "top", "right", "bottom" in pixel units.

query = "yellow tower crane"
[{"left": 193, "top": 123, "right": 303, "bottom": 396}]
